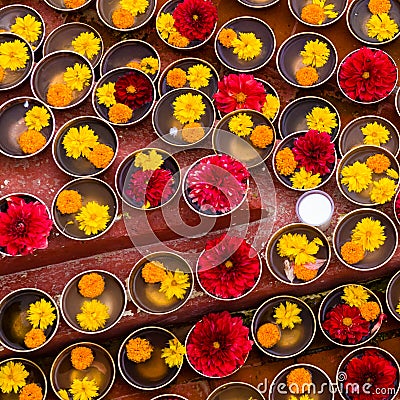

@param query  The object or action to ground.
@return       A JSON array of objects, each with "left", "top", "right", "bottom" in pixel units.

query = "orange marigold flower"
[
  {"left": 86, "top": 143, "right": 115, "bottom": 169},
  {"left": 257, "top": 323, "right": 281, "bottom": 348},
  {"left": 19, "top": 383, "right": 43, "bottom": 400},
  {"left": 275, "top": 147, "right": 298, "bottom": 176},
  {"left": 218, "top": 28, "right": 238, "bottom": 48},
  {"left": 112, "top": 8, "right": 135, "bottom": 29},
  {"left": 126, "top": 337, "right": 154, "bottom": 363},
  {"left": 301, "top": 4, "right": 326, "bottom": 25},
  {"left": 340, "top": 241, "right": 365, "bottom": 264},
  {"left": 0, "top": 66, "right": 5, "bottom": 83},
  {"left": 293, "top": 263, "right": 318, "bottom": 281},
  {"left": 168, "top": 32, "right": 190, "bottom": 48},
  {"left": 286, "top": 367, "right": 313, "bottom": 394},
  {"left": 366, "top": 154, "right": 391, "bottom": 174},
  {"left": 71, "top": 346, "right": 95, "bottom": 370},
  {"left": 368, "top": 0, "right": 391, "bottom": 14},
  {"left": 78, "top": 272, "right": 105, "bottom": 298},
  {"left": 359, "top": 301, "right": 380, "bottom": 322},
  {"left": 141, "top": 261, "right": 167, "bottom": 283},
  {"left": 64, "top": 0, "right": 85, "bottom": 8},
  {"left": 56, "top": 189, "right": 82, "bottom": 214},
  {"left": 295, "top": 66, "right": 319, "bottom": 86},
  {"left": 250, "top": 125, "right": 274, "bottom": 148},
  {"left": 108, "top": 103, "right": 133, "bottom": 124},
  {"left": 18, "top": 130, "right": 46, "bottom": 154},
  {"left": 24, "top": 328, "right": 46, "bottom": 349},
  {"left": 166, "top": 68, "right": 187, "bottom": 88},
  {"left": 182, "top": 122, "right": 205, "bottom": 143},
  {"left": 46, "top": 83, "right": 73, "bottom": 108},
  {"left": 126, "top": 61, "right": 141, "bottom": 69}
]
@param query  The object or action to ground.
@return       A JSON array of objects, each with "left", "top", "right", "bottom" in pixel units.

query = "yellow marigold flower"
[
  {"left": 62, "top": 125, "right": 99, "bottom": 159},
  {"left": 141, "top": 260, "right": 167, "bottom": 283},
  {"left": 18, "top": 129, "right": 46, "bottom": 154},
  {"left": 10, "top": 14, "right": 42, "bottom": 44},
  {"left": 72, "top": 32, "right": 101, "bottom": 60},
  {"left": 120, "top": 0, "right": 149, "bottom": 16},
  {"left": 341, "top": 161, "right": 372, "bottom": 193},
  {"left": 368, "top": 0, "right": 391, "bottom": 15},
  {"left": 56, "top": 190, "right": 82, "bottom": 214},
  {"left": 63, "top": 63, "right": 92, "bottom": 91},
  {"left": 27, "top": 298, "right": 56, "bottom": 330},
  {"left": 276, "top": 147, "right": 298, "bottom": 176},
  {"left": 301, "top": 0, "right": 338, "bottom": 25},
  {"left": 359, "top": 301, "right": 380, "bottom": 322},
  {"left": 78, "top": 272, "right": 105, "bottom": 298},
  {"left": 156, "top": 13, "right": 176, "bottom": 39},
  {"left": 351, "top": 217, "right": 386, "bottom": 252},
  {"left": 0, "top": 361, "right": 29, "bottom": 394},
  {"left": 71, "top": 346, "right": 94, "bottom": 370},
  {"left": 286, "top": 368, "right": 312, "bottom": 394},
  {"left": 96, "top": 82, "right": 116, "bottom": 108},
  {"left": 69, "top": 377, "right": 99, "bottom": 400},
  {"left": 370, "top": 177, "right": 397, "bottom": 204},
  {"left": 161, "top": 338, "right": 186, "bottom": 368},
  {"left": 108, "top": 103, "right": 133, "bottom": 124},
  {"left": 300, "top": 39, "right": 330, "bottom": 68},
  {"left": 75, "top": 201, "right": 111, "bottom": 236},
  {"left": 126, "top": 337, "right": 153, "bottom": 363},
  {"left": 86, "top": 144, "right": 115, "bottom": 169},
  {"left": 76, "top": 299, "right": 110, "bottom": 331},
  {"left": 134, "top": 149, "right": 164, "bottom": 171},
  {"left": 228, "top": 113, "right": 253, "bottom": 137},
  {"left": 173, "top": 92, "right": 205, "bottom": 124},
  {"left": 0, "top": 66, "right": 5, "bottom": 83},
  {"left": 64, "top": 0, "right": 85, "bottom": 8},
  {"left": 295, "top": 66, "right": 319, "bottom": 86},
  {"left": 24, "top": 328, "right": 46, "bottom": 349},
  {"left": 299, "top": 396, "right": 315, "bottom": 400},
  {"left": 166, "top": 68, "right": 187, "bottom": 88},
  {"left": 231, "top": 32, "right": 262, "bottom": 61},
  {"left": 256, "top": 323, "right": 281, "bottom": 348},
  {"left": 58, "top": 389, "right": 70, "bottom": 400},
  {"left": 112, "top": 8, "right": 135, "bottom": 29},
  {"left": 340, "top": 241, "right": 365, "bottom": 264},
  {"left": 290, "top": 167, "right": 321, "bottom": 189},
  {"left": 396, "top": 301, "right": 400, "bottom": 314},
  {"left": 367, "top": 13, "right": 399, "bottom": 42},
  {"left": 250, "top": 125, "right": 274, "bottom": 148},
  {"left": 342, "top": 285, "right": 370, "bottom": 307},
  {"left": 47, "top": 83, "right": 73, "bottom": 108},
  {"left": 294, "top": 263, "right": 319, "bottom": 281},
  {"left": 140, "top": 57, "right": 159, "bottom": 75},
  {"left": 386, "top": 168, "right": 399, "bottom": 179},
  {"left": 168, "top": 31, "right": 190, "bottom": 47},
  {"left": 182, "top": 122, "right": 205, "bottom": 143},
  {"left": 366, "top": 153, "right": 391, "bottom": 174},
  {"left": 274, "top": 301, "right": 302, "bottom": 330},
  {"left": 0, "top": 39, "right": 29, "bottom": 71},
  {"left": 24, "top": 106, "right": 50, "bottom": 131},
  {"left": 262, "top": 94, "right": 280, "bottom": 120},
  {"left": 218, "top": 28, "right": 238, "bottom": 48},
  {"left": 126, "top": 60, "right": 141, "bottom": 69},
  {"left": 159, "top": 269, "right": 190, "bottom": 300},
  {"left": 306, "top": 106, "right": 337, "bottom": 134},
  {"left": 187, "top": 64, "right": 211, "bottom": 89},
  {"left": 361, "top": 122, "right": 390, "bottom": 145},
  {"left": 19, "top": 383, "right": 43, "bottom": 400}
]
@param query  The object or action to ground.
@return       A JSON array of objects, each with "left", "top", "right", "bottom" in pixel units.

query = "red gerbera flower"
[
  {"left": 186, "top": 311, "right": 253, "bottom": 377},
  {"left": 173, "top": 0, "right": 218, "bottom": 42},
  {"left": 213, "top": 74, "right": 266, "bottom": 114},
  {"left": 395, "top": 194, "right": 400, "bottom": 221},
  {"left": 125, "top": 169, "right": 175, "bottom": 208},
  {"left": 0, "top": 196, "right": 52, "bottom": 256},
  {"left": 198, "top": 234, "right": 260, "bottom": 299},
  {"left": 338, "top": 47, "right": 397, "bottom": 102},
  {"left": 186, "top": 154, "right": 250, "bottom": 214},
  {"left": 322, "top": 303, "right": 370, "bottom": 344},
  {"left": 115, "top": 71, "right": 153, "bottom": 110},
  {"left": 292, "top": 130, "right": 335, "bottom": 176},
  {"left": 344, "top": 349, "right": 398, "bottom": 400}
]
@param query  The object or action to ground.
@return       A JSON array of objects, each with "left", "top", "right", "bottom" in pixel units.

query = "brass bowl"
[
  {"left": 152, "top": 396, "right": 188, "bottom": 400},
  {"left": 237, "top": 0, "right": 279, "bottom": 7},
  {"left": 42, "top": 0, "right": 91, "bottom": 12},
  {"left": 386, "top": 269, "right": 400, "bottom": 323},
  {"left": 206, "top": 382, "right": 265, "bottom": 400},
  {"left": 396, "top": 87, "right": 400, "bottom": 117}
]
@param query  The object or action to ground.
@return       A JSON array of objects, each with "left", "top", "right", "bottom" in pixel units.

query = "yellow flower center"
[
  {"left": 126, "top": 85, "right": 136, "bottom": 94},
  {"left": 342, "top": 317, "right": 353, "bottom": 326},
  {"left": 213, "top": 341, "right": 220, "bottom": 349},
  {"left": 193, "top": 14, "right": 198, "bottom": 20},
  {"left": 235, "top": 92, "right": 247, "bottom": 103},
  {"left": 225, "top": 260, "right": 233, "bottom": 269},
  {"left": 170, "top": 280, "right": 177, "bottom": 286},
  {"left": 362, "top": 71, "right": 370, "bottom": 79},
  {"left": 90, "top": 213, "right": 98, "bottom": 221}
]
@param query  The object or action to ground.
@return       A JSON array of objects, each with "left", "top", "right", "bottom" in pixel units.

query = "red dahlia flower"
[
  {"left": 198, "top": 235, "right": 260, "bottom": 299},
  {"left": 186, "top": 154, "right": 250, "bottom": 214},
  {"left": 322, "top": 303, "right": 370, "bottom": 344},
  {"left": 115, "top": 71, "right": 153, "bottom": 110},
  {"left": 186, "top": 311, "right": 253, "bottom": 377},
  {"left": 0, "top": 196, "right": 52, "bottom": 256},
  {"left": 213, "top": 74, "right": 266, "bottom": 114},
  {"left": 125, "top": 169, "right": 174, "bottom": 208},
  {"left": 173, "top": 0, "right": 218, "bottom": 42},
  {"left": 344, "top": 349, "right": 398, "bottom": 400},
  {"left": 395, "top": 194, "right": 400, "bottom": 220},
  {"left": 292, "top": 130, "right": 335, "bottom": 176},
  {"left": 338, "top": 47, "right": 397, "bottom": 102}
]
